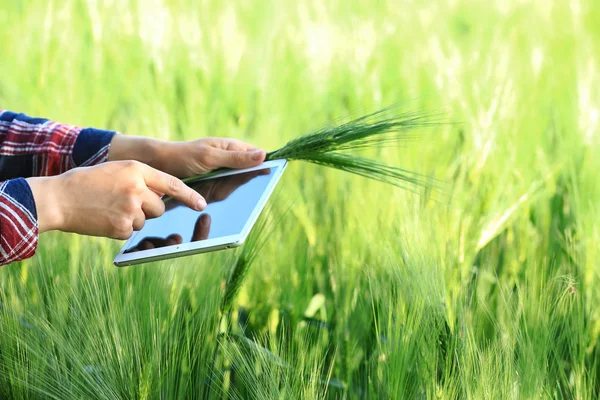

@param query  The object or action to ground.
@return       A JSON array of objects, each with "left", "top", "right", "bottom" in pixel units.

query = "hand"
[
  {"left": 126, "top": 168, "right": 270, "bottom": 252},
  {"left": 108, "top": 136, "right": 267, "bottom": 178},
  {"left": 26, "top": 161, "right": 206, "bottom": 238}
]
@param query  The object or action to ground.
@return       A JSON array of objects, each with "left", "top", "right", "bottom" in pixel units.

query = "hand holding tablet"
[
  {"left": 113, "top": 159, "right": 287, "bottom": 266},
  {"left": 27, "top": 160, "right": 207, "bottom": 238},
  {"left": 121, "top": 168, "right": 270, "bottom": 253}
]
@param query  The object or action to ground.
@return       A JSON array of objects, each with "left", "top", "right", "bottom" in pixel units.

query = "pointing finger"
[{"left": 140, "top": 164, "right": 206, "bottom": 211}]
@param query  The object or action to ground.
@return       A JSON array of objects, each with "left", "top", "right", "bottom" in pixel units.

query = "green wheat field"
[{"left": 1, "top": 1, "right": 599, "bottom": 398}]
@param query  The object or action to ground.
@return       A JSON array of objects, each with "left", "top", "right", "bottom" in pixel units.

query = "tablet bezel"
[{"left": 113, "top": 159, "right": 287, "bottom": 267}]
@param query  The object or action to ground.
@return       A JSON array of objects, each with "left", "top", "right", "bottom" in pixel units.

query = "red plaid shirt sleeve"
[
  {"left": 0, "top": 179, "right": 39, "bottom": 264},
  {"left": 0, "top": 109, "right": 117, "bottom": 266}
]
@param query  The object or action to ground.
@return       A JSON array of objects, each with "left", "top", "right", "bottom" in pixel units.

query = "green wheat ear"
[
  {"left": 183, "top": 105, "right": 445, "bottom": 195},
  {"left": 265, "top": 105, "right": 445, "bottom": 194}
]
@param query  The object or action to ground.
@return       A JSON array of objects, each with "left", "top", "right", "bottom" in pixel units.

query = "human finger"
[
  {"left": 132, "top": 209, "right": 146, "bottom": 231},
  {"left": 141, "top": 190, "right": 166, "bottom": 219},
  {"left": 140, "top": 164, "right": 206, "bottom": 210}
]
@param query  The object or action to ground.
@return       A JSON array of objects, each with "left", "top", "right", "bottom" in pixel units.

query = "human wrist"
[
  {"left": 146, "top": 139, "right": 178, "bottom": 172},
  {"left": 25, "top": 176, "right": 65, "bottom": 233},
  {"left": 108, "top": 135, "right": 166, "bottom": 167}
]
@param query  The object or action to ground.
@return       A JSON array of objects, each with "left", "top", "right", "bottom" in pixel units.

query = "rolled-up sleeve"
[
  {"left": 0, "top": 178, "right": 38, "bottom": 265},
  {"left": 0, "top": 110, "right": 117, "bottom": 179},
  {"left": 0, "top": 109, "right": 118, "bottom": 265}
]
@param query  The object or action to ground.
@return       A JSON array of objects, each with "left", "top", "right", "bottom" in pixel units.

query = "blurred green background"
[{"left": 1, "top": 0, "right": 599, "bottom": 398}]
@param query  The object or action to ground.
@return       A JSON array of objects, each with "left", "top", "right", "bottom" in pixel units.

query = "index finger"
[{"left": 140, "top": 164, "right": 206, "bottom": 211}]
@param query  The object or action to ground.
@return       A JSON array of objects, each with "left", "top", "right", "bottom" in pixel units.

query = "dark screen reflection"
[{"left": 124, "top": 167, "right": 273, "bottom": 254}]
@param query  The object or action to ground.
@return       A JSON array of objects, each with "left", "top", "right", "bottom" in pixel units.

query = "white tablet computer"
[{"left": 113, "top": 159, "right": 287, "bottom": 266}]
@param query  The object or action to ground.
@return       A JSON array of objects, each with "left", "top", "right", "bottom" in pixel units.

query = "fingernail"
[
  {"left": 197, "top": 198, "right": 207, "bottom": 210},
  {"left": 251, "top": 150, "right": 265, "bottom": 161}
]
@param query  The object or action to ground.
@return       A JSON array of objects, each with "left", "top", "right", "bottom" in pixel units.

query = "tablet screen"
[{"left": 123, "top": 166, "right": 276, "bottom": 253}]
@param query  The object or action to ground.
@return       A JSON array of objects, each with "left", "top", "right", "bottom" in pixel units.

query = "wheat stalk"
[{"left": 184, "top": 105, "right": 444, "bottom": 194}]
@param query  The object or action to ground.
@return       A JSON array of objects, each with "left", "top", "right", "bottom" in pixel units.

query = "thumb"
[{"left": 211, "top": 148, "right": 266, "bottom": 169}]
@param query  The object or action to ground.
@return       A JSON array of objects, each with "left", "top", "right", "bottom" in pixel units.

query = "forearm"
[
  {"left": 107, "top": 135, "right": 161, "bottom": 165},
  {"left": 107, "top": 135, "right": 175, "bottom": 173}
]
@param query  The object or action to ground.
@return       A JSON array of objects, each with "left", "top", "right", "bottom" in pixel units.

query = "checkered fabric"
[{"left": 0, "top": 110, "right": 117, "bottom": 265}]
